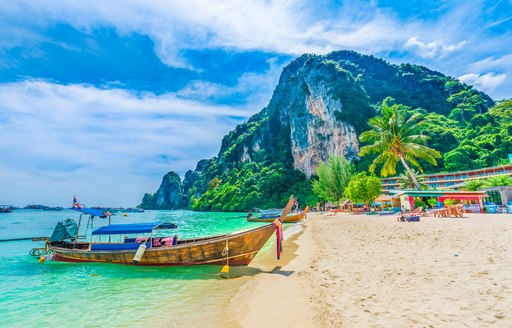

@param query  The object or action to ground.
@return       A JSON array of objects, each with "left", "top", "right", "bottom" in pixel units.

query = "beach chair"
[
  {"left": 415, "top": 206, "right": 429, "bottom": 217},
  {"left": 446, "top": 205, "right": 464, "bottom": 218},
  {"left": 455, "top": 204, "right": 464, "bottom": 217},
  {"left": 446, "top": 206, "right": 454, "bottom": 217},
  {"left": 436, "top": 208, "right": 448, "bottom": 217},
  {"left": 406, "top": 206, "right": 426, "bottom": 217},
  {"left": 408, "top": 206, "right": 420, "bottom": 214}
]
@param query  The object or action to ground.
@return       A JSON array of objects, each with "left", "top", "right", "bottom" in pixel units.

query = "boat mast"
[{"left": 74, "top": 213, "right": 84, "bottom": 246}]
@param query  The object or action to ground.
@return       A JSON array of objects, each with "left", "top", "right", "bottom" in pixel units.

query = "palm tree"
[
  {"left": 463, "top": 179, "right": 485, "bottom": 191},
  {"left": 312, "top": 155, "right": 355, "bottom": 204},
  {"left": 483, "top": 175, "right": 512, "bottom": 187},
  {"left": 397, "top": 169, "right": 427, "bottom": 189},
  {"left": 359, "top": 98, "right": 441, "bottom": 190}
]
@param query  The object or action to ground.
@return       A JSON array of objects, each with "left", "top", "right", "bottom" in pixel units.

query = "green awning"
[{"left": 402, "top": 193, "right": 445, "bottom": 197}]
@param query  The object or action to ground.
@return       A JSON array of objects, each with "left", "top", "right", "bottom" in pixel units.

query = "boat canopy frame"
[{"left": 92, "top": 222, "right": 177, "bottom": 235}]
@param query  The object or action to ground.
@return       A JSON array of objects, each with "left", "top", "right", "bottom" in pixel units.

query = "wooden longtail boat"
[
  {"left": 49, "top": 224, "right": 277, "bottom": 266},
  {"left": 38, "top": 196, "right": 297, "bottom": 266}
]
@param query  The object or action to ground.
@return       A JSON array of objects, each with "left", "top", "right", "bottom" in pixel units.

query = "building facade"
[{"left": 382, "top": 164, "right": 512, "bottom": 192}]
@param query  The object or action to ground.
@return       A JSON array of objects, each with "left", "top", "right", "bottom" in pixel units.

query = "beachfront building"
[
  {"left": 382, "top": 164, "right": 512, "bottom": 192},
  {"left": 389, "top": 190, "right": 489, "bottom": 213},
  {"left": 479, "top": 186, "right": 512, "bottom": 208}
]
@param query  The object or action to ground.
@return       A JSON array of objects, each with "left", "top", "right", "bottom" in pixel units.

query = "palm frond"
[{"left": 359, "top": 99, "right": 440, "bottom": 185}]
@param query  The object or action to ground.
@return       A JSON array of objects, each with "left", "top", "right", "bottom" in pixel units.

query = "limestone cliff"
[
  {"left": 269, "top": 57, "right": 372, "bottom": 177},
  {"left": 141, "top": 171, "right": 185, "bottom": 209}
]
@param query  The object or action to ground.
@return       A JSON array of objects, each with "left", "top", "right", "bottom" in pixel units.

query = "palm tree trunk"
[{"left": 399, "top": 156, "right": 421, "bottom": 190}]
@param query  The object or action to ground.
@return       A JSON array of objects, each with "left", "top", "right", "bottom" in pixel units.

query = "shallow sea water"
[{"left": 0, "top": 210, "right": 270, "bottom": 327}]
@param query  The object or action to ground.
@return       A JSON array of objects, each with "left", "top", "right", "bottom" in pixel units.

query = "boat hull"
[
  {"left": 50, "top": 224, "right": 276, "bottom": 266},
  {"left": 247, "top": 212, "right": 305, "bottom": 223}
]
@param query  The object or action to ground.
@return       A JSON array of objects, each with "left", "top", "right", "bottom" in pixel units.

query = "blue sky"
[{"left": 0, "top": 0, "right": 511, "bottom": 207}]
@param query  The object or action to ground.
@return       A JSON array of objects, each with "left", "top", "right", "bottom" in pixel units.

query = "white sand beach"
[{"left": 234, "top": 212, "right": 512, "bottom": 327}]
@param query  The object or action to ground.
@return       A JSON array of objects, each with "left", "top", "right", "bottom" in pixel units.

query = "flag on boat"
[{"left": 72, "top": 195, "right": 82, "bottom": 209}]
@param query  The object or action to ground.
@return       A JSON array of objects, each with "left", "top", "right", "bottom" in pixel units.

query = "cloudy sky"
[{"left": 1, "top": 0, "right": 511, "bottom": 207}]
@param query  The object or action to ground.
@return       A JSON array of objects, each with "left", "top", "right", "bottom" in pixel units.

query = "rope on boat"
[
  {"left": 29, "top": 247, "right": 52, "bottom": 257},
  {"left": 219, "top": 237, "right": 240, "bottom": 279},
  {"left": 220, "top": 237, "right": 230, "bottom": 277}
]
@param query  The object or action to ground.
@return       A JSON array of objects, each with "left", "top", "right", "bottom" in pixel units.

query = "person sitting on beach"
[{"left": 397, "top": 206, "right": 407, "bottom": 222}]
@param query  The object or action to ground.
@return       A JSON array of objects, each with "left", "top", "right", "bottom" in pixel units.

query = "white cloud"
[
  {"left": 469, "top": 53, "right": 512, "bottom": 72},
  {"left": 404, "top": 36, "right": 466, "bottom": 58},
  {"left": 0, "top": 81, "right": 253, "bottom": 207},
  {"left": 0, "top": 0, "right": 468, "bottom": 67},
  {"left": 458, "top": 72, "right": 507, "bottom": 91},
  {"left": 177, "top": 57, "right": 283, "bottom": 107}
]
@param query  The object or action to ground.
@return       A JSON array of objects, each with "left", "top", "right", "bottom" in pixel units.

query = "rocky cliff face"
[
  {"left": 269, "top": 58, "right": 372, "bottom": 177},
  {"left": 141, "top": 50, "right": 494, "bottom": 210},
  {"left": 141, "top": 171, "right": 185, "bottom": 209}
]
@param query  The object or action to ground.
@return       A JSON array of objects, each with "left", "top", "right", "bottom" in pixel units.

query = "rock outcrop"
[{"left": 141, "top": 171, "right": 185, "bottom": 209}]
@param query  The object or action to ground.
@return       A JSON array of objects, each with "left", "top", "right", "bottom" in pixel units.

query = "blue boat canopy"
[
  {"left": 73, "top": 207, "right": 113, "bottom": 217},
  {"left": 92, "top": 222, "right": 177, "bottom": 235}
]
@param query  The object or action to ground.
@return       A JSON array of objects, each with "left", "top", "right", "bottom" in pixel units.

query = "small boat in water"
[
  {"left": 34, "top": 196, "right": 296, "bottom": 266},
  {"left": 247, "top": 212, "right": 305, "bottom": 223},
  {"left": 246, "top": 205, "right": 308, "bottom": 223},
  {"left": 124, "top": 207, "right": 144, "bottom": 213}
]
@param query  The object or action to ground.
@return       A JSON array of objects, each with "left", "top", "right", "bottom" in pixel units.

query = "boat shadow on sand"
[
  {"left": 35, "top": 260, "right": 294, "bottom": 280},
  {"left": 225, "top": 265, "right": 295, "bottom": 278}
]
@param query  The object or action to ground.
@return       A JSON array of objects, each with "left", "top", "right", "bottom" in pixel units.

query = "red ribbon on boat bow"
[{"left": 272, "top": 219, "right": 283, "bottom": 259}]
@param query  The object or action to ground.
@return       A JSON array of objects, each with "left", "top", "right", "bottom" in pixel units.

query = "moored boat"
[
  {"left": 35, "top": 196, "right": 297, "bottom": 266},
  {"left": 246, "top": 212, "right": 305, "bottom": 223},
  {"left": 247, "top": 205, "right": 308, "bottom": 223}
]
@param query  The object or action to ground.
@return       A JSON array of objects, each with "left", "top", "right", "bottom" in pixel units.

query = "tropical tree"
[
  {"left": 359, "top": 97, "right": 441, "bottom": 190},
  {"left": 397, "top": 169, "right": 427, "bottom": 189},
  {"left": 444, "top": 199, "right": 455, "bottom": 206},
  {"left": 463, "top": 179, "right": 485, "bottom": 191},
  {"left": 483, "top": 175, "right": 512, "bottom": 187},
  {"left": 312, "top": 155, "right": 355, "bottom": 204},
  {"left": 447, "top": 89, "right": 487, "bottom": 125},
  {"left": 427, "top": 198, "right": 438, "bottom": 209},
  {"left": 344, "top": 172, "right": 382, "bottom": 205}
]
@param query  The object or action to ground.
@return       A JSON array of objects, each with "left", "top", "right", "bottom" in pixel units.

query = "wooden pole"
[{"left": 278, "top": 196, "right": 297, "bottom": 223}]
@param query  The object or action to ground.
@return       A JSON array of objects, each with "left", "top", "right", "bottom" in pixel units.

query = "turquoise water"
[{"left": 0, "top": 210, "right": 269, "bottom": 327}]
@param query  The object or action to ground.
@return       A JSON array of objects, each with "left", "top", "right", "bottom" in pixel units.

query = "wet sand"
[{"left": 234, "top": 212, "right": 512, "bottom": 327}]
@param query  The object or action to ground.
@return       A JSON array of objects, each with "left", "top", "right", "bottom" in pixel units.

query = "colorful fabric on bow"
[{"left": 272, "top": 219, "right": 283, "bottom": 259}]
